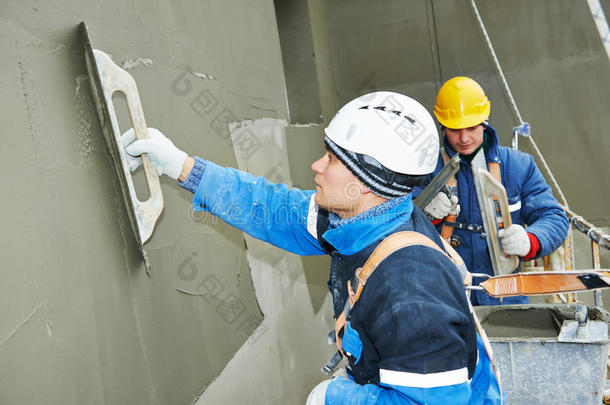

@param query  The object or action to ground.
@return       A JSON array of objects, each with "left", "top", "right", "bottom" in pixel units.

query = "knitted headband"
[{"left": 324, "top": 136, "right": 426, "bottom": 199}]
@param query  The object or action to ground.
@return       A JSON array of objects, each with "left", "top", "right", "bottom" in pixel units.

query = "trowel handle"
[
  {"left": 115, "top": 65, "right": 164, "bottom": 243},
  {"left": 498, "top": 198, "right": 513, "bottom": 259},
  {"left": 123, "top": 86, "right": 164, "bottom": 206},
  {"left": 492, "top": 190, "right": 513, "bottom": 235},
  {"left": 481, "top": 170, "right": 514, "bottom": 237}
]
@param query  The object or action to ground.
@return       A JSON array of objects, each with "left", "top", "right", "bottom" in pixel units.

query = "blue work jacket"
[
  {"left": 420, "top": 125, "right": 569, "bottom": 305},
  {"left": 179, "top": 157, "right": 502, "bottom": 404}
]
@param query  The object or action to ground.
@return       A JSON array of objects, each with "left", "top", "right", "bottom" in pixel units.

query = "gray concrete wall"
[
  {"left": 0, "top": 0, "right": 608, "bottom": 404},
  {"left": 0, "top": 1, "right": 332, "bottom": 404}
]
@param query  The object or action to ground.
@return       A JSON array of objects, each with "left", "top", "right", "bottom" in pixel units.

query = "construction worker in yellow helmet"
[{"left": 420, "top": 76, "right": 569, "bottom": 306}]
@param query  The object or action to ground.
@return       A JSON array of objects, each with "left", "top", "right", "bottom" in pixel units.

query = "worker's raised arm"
[
  {"left": 122, "top": 127, "right": 326, "bottom": 256},
  {"left": 187, "top": 158, "right": 325, "bottom": 255}
]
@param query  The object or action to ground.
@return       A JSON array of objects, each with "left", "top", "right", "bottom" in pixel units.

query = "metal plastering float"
[{"left": 81, "top": 22, "right": 163, "bottom": 270}]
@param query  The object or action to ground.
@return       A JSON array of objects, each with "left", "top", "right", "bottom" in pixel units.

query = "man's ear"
[
  {"left": 360, "top": 186, "right": 388, "bottom": 204},
  {"left": 360, "top": 185, "right": 373, "bottom": 195}
]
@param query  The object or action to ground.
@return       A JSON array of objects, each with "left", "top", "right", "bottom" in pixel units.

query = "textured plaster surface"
[
  {"left": 196, "top": 119, "right": 334, "bottom": 404},
  {"left": 0, "top": 0, "right": 331, "bottom": 404}
]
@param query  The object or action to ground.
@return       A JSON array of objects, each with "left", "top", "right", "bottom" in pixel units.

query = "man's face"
[
  {"left": 444, "top": 124, "right": 484, "bottom": 155},
  {"left": 311, "top": 150, "right": 364, "bottom": 218}
]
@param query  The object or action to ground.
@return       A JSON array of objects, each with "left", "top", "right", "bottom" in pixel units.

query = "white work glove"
[
  {"left": 424, "top": 192, "right": 458, "bottom": 220},
  {"left": 498, "top": 224, "right": 531, "bottom": 257},
  {"left": 306, "top": 380, "right": 331, "bottom": 405},
  {"left": 121, "top": 128, "right": 188, "bottom": 180}
]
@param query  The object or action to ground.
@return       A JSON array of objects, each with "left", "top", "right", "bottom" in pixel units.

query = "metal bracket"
[
  {"left": 558, "top": 317, "right": 608, "bottom": 343},
  {"left": 511, "top": 122, "right": 530, "bottom": 150},
  {"left": 81, "top": 22, "right": 163, "bottom": 269}
]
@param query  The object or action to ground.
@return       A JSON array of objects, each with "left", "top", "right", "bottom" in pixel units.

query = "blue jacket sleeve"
[
  {"left": 325, "top": 339, "right": 502, "bottom": 405},
  {"left": 325, "top": 334, "right": 502, "bottom": 405},
  {"left": 180, "top": 157, "right": 326, "bottom": 256},
  {"left": 515, "top": 152, "right": 569, "bottom": 258}
]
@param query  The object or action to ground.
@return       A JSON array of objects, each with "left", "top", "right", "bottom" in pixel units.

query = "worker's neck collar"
[
  {"left": 328, "top": 194, "right": 408, "bottom": 227},
  {"left": 459, "top": 132, "right": 489, "bottom": 164},
  {"left": 323, "top": 194, "right": 413, "bottom": 255}
]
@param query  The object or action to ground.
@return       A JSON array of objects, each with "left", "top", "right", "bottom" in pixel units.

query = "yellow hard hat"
[{"left": 434, "top": 76, "right": 491, "bottom": 129}]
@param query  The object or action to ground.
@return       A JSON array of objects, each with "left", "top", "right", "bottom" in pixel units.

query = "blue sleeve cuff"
[
  {"left": 178, "top": 156, "right": 207, "bottom": 194},
  {"left": 325, "top": 377, "right": 359, "bottom": 404},
  {"left": 325, "top": 377, "right": 384, "bottom": 405}
]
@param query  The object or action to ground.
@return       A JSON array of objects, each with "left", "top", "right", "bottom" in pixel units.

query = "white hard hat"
[{"left": 324, "top": 91, "right": 439, "bottom": 176}]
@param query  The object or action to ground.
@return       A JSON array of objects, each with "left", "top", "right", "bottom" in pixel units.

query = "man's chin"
[
  {"left": 313, "top": 194, "right": 333, "bottom": 212},
  {"left": 313, "top": 193, "right": 324, "bottom": 207},
  {"left": 458, "top": 147, "right": 475, "bottom": 155}
]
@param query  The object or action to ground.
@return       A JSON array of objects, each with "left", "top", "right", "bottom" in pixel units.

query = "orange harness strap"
[
  {"left": 334, "top": 231, "right": 465, "bottom": 361},
  {"left": 440, "top": 150, "right": 459, "bottom": 240},
  {"left": 480, "top": 271, "right": 610, "bottom": 297}
]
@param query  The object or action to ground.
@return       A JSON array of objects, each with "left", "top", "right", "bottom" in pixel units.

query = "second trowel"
[
  {"left": 81, "top": 22, "right": 163, "bottom": 268},
  {"left": 471, "top": 149, "right": 519, "bottom": 276}
]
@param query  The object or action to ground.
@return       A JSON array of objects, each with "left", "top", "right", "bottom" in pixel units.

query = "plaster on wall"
[
  {"left": 121, "top": 58, "right": 154, "bottom": 70},
  {"left": 0, "top": 1, "right": 317, "bottom": 403},
  {"left": 195, "top": 118, "right": 334, "bottom": 404}
]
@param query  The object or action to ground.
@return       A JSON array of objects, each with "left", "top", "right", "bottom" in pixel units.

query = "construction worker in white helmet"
[
  {"left": 421, "top": 76, "right": 569, "bottom": 305},
  {"left": 122, "top": 91, "right": 501, "bottom": 404}
]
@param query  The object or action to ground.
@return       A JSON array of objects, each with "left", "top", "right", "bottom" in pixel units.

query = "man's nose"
[{"left": 311, "top": 156, "right": 324, "bottom": 173}]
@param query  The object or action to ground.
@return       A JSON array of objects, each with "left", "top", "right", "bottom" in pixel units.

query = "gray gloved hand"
[
  {"left": 498, "top": 224, "right": 531, "bottom": 257},
  {"left": 306, "top": 379, "right": 331, "bottom": 405},
  {"left": 121, "top": 128, "right": 188, "bottom": 180},
  {"left": 424, "top": 192, "right": 458, "bottom": 220}
]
